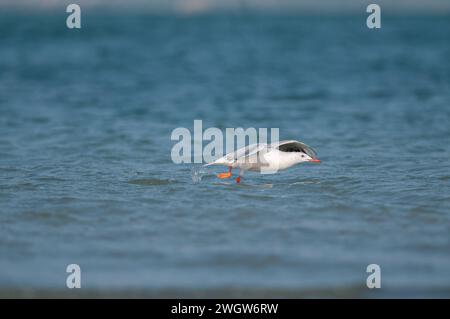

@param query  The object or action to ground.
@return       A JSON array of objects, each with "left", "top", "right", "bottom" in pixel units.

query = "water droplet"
[{"left": 191, "top": 165, "right": 207, "bottom": 183}]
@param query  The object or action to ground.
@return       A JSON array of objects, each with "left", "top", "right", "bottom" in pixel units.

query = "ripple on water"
[
  {"left": 128, "top": 178, "right": 175, "bottom": 186},
  {"left": 289, "top": 179, "right": 321, "bottom": 186},
  {"left": 239, "top": 193, "right": 275, "bottom": 201},
  {"left": 35, "top": 176, "right": 66, "bottom": 182},
  {"left": 0, "top": 166, "right": 21, "bottom": 173},
  {"left": 19, "top": 210, "right": 78, "bottom": 224}
]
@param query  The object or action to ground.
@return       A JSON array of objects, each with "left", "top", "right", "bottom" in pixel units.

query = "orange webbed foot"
[
  {"left": 217, "top": 167, "right": 232, "bottom": 179},
  {"left": 217, "top": 172, "right": 232, "bottom": 179}
]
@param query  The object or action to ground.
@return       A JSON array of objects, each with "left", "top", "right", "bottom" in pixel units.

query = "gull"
[{"left": 204, "top": 140, "right": 320, "bottom": 183}]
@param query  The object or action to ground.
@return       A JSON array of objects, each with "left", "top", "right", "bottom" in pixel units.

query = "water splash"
[{"left": 191, "top": 165, "right": 208, "bottom": 183}]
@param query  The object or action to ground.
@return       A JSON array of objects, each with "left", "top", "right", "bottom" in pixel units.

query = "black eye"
[{"left": 301, "top": 154, "right": 305, "bottom": 157}]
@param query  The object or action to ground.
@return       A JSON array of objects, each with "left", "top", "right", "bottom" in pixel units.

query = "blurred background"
[
  {"left": 2, "top": 0, "right": 450, "bottom": 14},
  {"left": 0, "top": 0, "right": 449, "bottom": 298}
]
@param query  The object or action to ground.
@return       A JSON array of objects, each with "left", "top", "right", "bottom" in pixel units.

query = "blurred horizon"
[{"left": 1, "top": 0, "right": 450, "bottom": 15}]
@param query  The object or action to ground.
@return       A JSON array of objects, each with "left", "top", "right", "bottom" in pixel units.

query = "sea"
[{"left": 0, "top": 11, "right": 449, "bottom": 297}]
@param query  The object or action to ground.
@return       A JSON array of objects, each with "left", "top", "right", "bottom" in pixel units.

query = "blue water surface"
[{"left": 0, "top": 12, "right": 449, "bottom": 297}]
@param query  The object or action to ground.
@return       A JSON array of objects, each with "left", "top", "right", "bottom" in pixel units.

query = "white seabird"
[{"left": 204, "top": 140, "right": 320, "bottom": 183}]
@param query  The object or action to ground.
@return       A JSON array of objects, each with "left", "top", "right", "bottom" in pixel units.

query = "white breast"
[{"left": 239, "top": 149, "right": 298, "bottom": 173}]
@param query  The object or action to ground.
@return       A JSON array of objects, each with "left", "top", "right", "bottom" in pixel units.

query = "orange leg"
[
  {"left": 217, "top": 166, "right": 232, "bottom": 179},
  {"left": 235, "top": 176, "right": 241, "bottom": 183}
]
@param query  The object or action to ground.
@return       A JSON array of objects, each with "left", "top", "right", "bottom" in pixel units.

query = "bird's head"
[
  {"left": 276, "top": 140, "right": 321, "bottom": 166},
  {"left": 296, "top": 152, "right": 321, "bottom": 164}
]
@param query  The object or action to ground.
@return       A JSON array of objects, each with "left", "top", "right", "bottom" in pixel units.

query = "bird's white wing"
[
  {"left": 233, "top": 143, "right": 268, "bottom": 161},
  {"left": 204, "top": 143, "right": 268, "bottom": 166}
]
